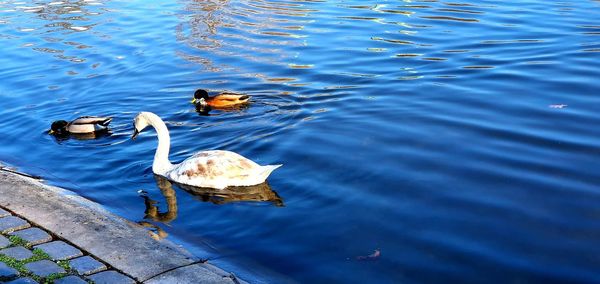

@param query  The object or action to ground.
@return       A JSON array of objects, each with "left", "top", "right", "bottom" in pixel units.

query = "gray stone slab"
[
  {"left": 69, "top": 255, "right": 106, "bottom": 275},
  {"left": 0, "top": 207, "right": 10, "bottom": 217},
  {"left": 24, "top": 260, "right": 65, "bottom": 277},
  {"left": 9, "top": 228, "right": 52, "bottom": 246},
  {"left": 54, "top": 275, "right": 87, "bottom": 284},
  {"left": 0, "top": 216, "right": 30, "bottom": 234},
  {"left": 0, "top": 261, "right": 19, "bottom": 280},
  {"left": 145, "top": 263, "right": 237, "bottom": 284},
  {"left": 0, "top": 170, "right": 235, "bottom": 283},
  {"left": 34, "top": 241, "right": 82, "bottom": 260},
  {"left": 0, "top": 246, "right": 33, "bottom": 261},
  {"left": 6, "top": 277, "right": 39, "bottom": 284},
  {"left": 0, "top": 234, "right": 10, "bottom": 248},
  {"left": 87, "top": 270, "right": 135, "bottom": 284}
]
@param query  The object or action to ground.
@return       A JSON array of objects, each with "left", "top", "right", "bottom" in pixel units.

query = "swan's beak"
[
  {"left": 191, "top": 98, "right": 197, "bottom": 104},
  {"left": 131, "top": 129, "right": 139, "bottom": 140}
]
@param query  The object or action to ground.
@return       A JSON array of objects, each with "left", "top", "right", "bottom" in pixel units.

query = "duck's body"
[
  {"left": 132, "top": 112, "right": 280, "bottom": 190},
  {"left": 192, "top": 89, "right": 250, "bottom": 108},
  {"left": 50, "top": 116, "right": 112, "bottom": 135}
]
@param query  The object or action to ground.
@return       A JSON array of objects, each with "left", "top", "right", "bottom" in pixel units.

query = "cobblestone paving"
[{"left": 0, "top": 207, "right": 136, "bottom": 284}]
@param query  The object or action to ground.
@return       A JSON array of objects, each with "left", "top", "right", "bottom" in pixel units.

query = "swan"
[
  {"left": 191, "top": 89, "right": 250, "bottom": 108},
  {"left": 131, "top": 112, "right": 281, "bottom": 189},
  {"left": 50, "top": 116, "right": 112, "bottom": 135}
]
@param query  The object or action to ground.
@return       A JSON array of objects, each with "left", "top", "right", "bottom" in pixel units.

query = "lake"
[{"left": 1, "top": 0, "right": 599, "bottom": 282}]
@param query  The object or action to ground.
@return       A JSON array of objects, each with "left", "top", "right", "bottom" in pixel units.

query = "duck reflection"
[
  {"left": 195, "top": 103, "right": 250, "bottom": 116},
  {"left": 138, "top": 175, "right": 283, "bottom": 239}
]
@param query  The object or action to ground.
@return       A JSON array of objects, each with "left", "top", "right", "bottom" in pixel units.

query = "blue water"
[{"left": 1, "top": 0, "right": 600, "bottom": 282}]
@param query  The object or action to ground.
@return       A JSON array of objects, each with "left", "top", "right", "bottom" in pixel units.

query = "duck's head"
[
  {"left": 49, "top": 120, "right": 68, "bottom": 135},
  {"left": 191, "top": 89, "right": 209, "bottom": 105},
  {"left": 131, "top": 112, "right": 151, "bottom": 140}
]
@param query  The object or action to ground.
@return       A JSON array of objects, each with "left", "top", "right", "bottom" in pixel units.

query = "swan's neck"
[{"left": 145, "top": 113, "right": 173, "bottom": 175}]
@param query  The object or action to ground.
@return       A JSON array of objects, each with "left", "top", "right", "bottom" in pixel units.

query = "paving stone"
[
  {"left": 0, "top": 207, "right": 10, "bottom": 218},
  {"left": 144, "top": 263, "right": 238, "bottom": 284},
  {"left": 54, "top": 275, "right": 87, "bottom": 284},
  {"left": 0, "top": 262, "right": 19, "bottom": 280},
  {"left": 33, "top": 241, "right": 82, "bottom": 260},
  {"left": 87, "top": 270, "right": 135, "bottom": 284},
  {"left": 0, "top": 216, "right": 30, "bottom": 234},
  {"left": 0, "top": 170, "right": 235, "bottom": 283},
  {"left": 69, "top": 255, "right": 106, "bottom": 275},
  {"left": 0, "top": 246, "right": 34, "bottom": 261},
  {"left": 6, "top": 277, "right": 39, "bottom": 283},
  {"left": 24, "top": 260, "right": 65, "bottom": 277},
  {"left": 0, "top": 234, "right": 10, "bottom": 248},
  {"left": 9, "top": 228, "right": 52, "bottom": 246}
]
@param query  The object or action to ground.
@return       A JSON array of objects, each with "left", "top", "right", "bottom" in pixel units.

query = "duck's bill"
[
  {"left": 131, "top": 129, "right": 139, "bottom": 140},
  {"left": 191, "top": 98, "right": 197, "bottom": 104},
  {"left": 48, "top": 129, "right": 54, "bottom": 134}
]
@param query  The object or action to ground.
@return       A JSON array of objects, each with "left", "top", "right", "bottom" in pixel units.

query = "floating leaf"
[{"left": 356, "top": 249, "right": 380, "bottom": 261}]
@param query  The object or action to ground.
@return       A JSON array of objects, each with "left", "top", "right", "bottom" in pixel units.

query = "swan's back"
[{"left": 167, "top": 150, "right": 280, "bottom": 189}]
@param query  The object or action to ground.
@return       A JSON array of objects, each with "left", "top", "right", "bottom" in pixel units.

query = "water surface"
[{"left": 1, "top": 0, "right": 600, "bottom": 283}]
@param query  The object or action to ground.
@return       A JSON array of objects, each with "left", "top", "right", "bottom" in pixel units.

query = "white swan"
[{"left": 131, "top": 112, "right": 281, "bottom": 189}]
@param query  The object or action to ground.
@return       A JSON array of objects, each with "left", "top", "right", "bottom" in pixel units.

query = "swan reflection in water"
[{"left": 138, "top": 175, "right": 283, "bottom": 240}]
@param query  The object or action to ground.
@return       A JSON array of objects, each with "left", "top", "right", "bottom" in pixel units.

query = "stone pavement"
[
  {"left": 0, "top": 167, "right": 246, "bottom": 284},
  {"left": 0, "top": 206, "right": 124, "bottom": 283}
]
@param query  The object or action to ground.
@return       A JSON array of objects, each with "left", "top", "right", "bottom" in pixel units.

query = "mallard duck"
[
  {"left": 131, "top": 112, "right": 281, "bottom": 189},
  {"left": 50, "top": 116, "right": 112, "bottom": 135},
  {"left": 191, "top": 89, "right": 250, "bottom": 108}
]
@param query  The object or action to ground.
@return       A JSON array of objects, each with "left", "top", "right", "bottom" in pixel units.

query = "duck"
[
  {"left": 191, "top": 89, "right": 250, "bottom": 108},
  {"left": 131, "top": 112, "right": 281, "bottom": 189},
  {"left": 49, "top": 116, "right": 112, "bottom": 135}
]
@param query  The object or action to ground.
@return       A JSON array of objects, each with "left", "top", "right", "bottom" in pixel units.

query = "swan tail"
[{"left": 259, "top": 164, "right": 282, "bottom": 180}]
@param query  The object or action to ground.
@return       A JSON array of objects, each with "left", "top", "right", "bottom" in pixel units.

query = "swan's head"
[
  {"left": 191, "top": 89, "right": 209, "bottom": 105},
  {"left": 131, "top": 112, "right": 151, "bottom": 140},
  {"left": 50, "top": 120, "right": 68, "bottom": 135}
]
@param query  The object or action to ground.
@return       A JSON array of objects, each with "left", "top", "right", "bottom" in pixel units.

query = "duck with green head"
[
  {"left": 191, "top": 89, "right": 250, "bottom": 108},
  {"left": 50, "top": 116, "right": 112, "bottom": 135}
]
